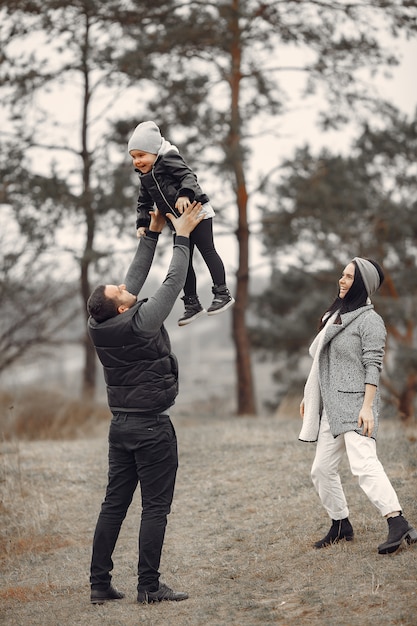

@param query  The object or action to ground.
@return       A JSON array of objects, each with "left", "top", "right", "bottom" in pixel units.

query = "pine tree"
[
  {"left": 0, "top": 0, "right": 179, "bottom": 395},
  {"left": 115, "top": 0, "right": 416, "bottom": 415},
  {"left": 253, "top": 109, "right": 417, "bottom": 420}
]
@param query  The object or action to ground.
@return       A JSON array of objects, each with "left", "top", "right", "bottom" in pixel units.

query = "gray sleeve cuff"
[{"left": 174, "top": 235, "right": 190, "bottom": 248}]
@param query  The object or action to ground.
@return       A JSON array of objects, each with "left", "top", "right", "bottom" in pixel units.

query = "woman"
[{"left": 299, "top": 257, "right": 417, "bottom": 554}]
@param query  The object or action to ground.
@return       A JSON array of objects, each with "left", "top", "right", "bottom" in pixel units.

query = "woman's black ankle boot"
[
  {"left": 378, "top": 513, "right": 417, "bottom": 554},
  {"left": 314, "top": 517, "right": 354, "bottom": 549}
]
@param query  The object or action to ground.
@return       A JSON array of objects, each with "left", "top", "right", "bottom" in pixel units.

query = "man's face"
[{"left": 104, "top": 284, "right": 137, "bottom": 313}]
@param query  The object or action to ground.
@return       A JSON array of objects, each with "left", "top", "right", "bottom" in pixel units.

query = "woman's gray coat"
[{"left": 301, "top": 304, "right": 386, "bottom": 441}]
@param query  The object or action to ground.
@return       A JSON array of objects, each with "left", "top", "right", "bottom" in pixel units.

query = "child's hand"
[
  {"left": 175, "top": 197, "right": 191, "bottom": 214},
  {"left": 137, "top": 227, "right": 147, "bottom": 239}
]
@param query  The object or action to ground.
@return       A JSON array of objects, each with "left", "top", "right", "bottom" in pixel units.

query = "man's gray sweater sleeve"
[
  {"left": 133, "top": 235, "right": 190, "bottom": 332},
  {"left": 124, "top": 231, "right": 159, "bottom": 296}
]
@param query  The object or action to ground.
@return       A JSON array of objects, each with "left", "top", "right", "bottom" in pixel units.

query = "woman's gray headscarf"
[{"left": 353, "top": 257, "right": 381, "bottom": 297}]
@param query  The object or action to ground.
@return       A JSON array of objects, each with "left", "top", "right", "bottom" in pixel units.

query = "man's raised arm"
[
  {"left": 134, "top": 202, "right": 205, "bottom": 331},
  {"left": 124, "top": 208, "right": 166, "bottom": 296}
]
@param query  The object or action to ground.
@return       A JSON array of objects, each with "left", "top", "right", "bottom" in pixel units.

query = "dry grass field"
[{"left": 1, "top": 409, "right": 417, "bottom": 626}]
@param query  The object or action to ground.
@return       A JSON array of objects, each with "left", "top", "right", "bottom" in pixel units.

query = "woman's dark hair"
[
  {"left": 319, "top": 259, "right": 384, "bottom": 330},
  {"left": 87, "top": 284, "right": 119, "bottom": 323}
]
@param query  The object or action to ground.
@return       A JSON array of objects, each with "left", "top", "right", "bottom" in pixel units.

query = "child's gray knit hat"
[{"left": 128, "top": 121, "right": 162, "bottom": 154}]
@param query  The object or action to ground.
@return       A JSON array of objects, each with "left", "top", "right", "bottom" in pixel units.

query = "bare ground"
[{"left": 1, "top": 413, "right": 417, "bottom": 626}]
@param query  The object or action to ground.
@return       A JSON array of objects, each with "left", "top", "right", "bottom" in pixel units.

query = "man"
[{"left": 87, "top": 202, "right": 204, "bottom": 605}]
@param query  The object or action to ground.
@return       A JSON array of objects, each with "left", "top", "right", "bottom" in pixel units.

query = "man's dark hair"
[{"left": 87, "top": 285, "right": 119, "bottom": 323}]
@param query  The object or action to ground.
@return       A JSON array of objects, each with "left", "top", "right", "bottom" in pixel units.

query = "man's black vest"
[{"left": 88, "top": 300, "right": 178, "bottom": 414}]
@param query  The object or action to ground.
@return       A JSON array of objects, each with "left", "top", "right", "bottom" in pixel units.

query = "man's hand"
[
  {"left": 137, "top": 226, "right": 147, "bottom": 239},
  {"left": 300, "top": 399, "right": 305, "bottom": 418},
  {"left": 149, "top": 207, "right": 166, "bottom": 233},
  {"left": 167, "top": 201, "right": 204, "bottom": 236}
]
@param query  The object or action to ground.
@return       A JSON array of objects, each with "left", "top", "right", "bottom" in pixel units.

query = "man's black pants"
[{"left": 90, "top": 413, "right": 178, "bottom": 592}]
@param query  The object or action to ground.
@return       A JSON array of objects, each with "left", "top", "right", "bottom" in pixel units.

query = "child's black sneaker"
[
  {"left": 178, "top": 295, "right": 206, "bottom": 326},
  {"left": 207, "top": 284, "right": 235, "bottom": 315}
]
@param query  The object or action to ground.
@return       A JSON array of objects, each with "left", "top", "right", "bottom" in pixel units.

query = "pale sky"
[{"left": 2, "top": 31, "right": 416, "bottom": 284}]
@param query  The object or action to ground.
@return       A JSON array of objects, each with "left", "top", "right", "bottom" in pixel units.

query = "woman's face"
[{"left": 339, "top": 262, "right": 355, "bottom": 299}]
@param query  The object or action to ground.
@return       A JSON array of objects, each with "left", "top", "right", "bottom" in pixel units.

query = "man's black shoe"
[
  {"left": 137, "top": 582, "right": 189, "bottom": 604},
  {"left": 90, "top": 584, "right": 125, "bottom": 605}
]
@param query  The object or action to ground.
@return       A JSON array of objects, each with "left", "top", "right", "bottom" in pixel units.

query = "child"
[{"left": 128, "top": 120, "right": 234, "bottom": 326}]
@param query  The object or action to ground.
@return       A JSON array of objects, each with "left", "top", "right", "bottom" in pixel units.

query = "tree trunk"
[
  {"left": 380, "top": 270, "right": 415, "bottom": 421},
  {"left": 398, "top": 372, "right": 417, "bottom": 422},
  {"left": 228, "top": 0, "right": 256, "bottom": 415},
  {"left": 79, "top": 14, "right": 96, "bottom": 398}
]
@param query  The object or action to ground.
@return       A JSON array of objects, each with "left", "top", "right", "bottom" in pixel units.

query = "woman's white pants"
[{"left": 311, "top": 413, "right": 401, "bottom": 520}]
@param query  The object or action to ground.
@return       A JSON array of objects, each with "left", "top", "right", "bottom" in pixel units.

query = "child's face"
[{"left": 130, "top": 150, "right": 157, "bottom": 174}]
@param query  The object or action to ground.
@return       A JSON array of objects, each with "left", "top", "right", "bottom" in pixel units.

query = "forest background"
[{"left": 1, "top": 0, "right": 417, "bottom": 430}]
